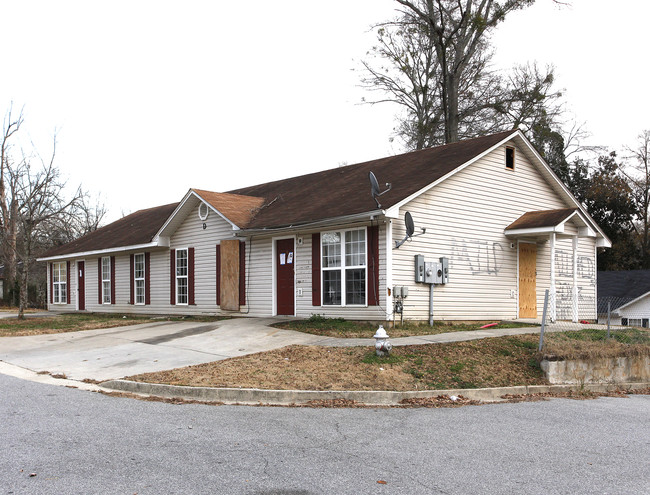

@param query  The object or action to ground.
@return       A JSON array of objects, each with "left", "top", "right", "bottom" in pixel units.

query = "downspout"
[
  {"left": 572, "top": 235, "right": 578, "bottom": 322},
  {"left": 385, "top": 219, "right": 393, "bottom": 321},
  {"left": 550, "top": 232, "right": 556, "bottom": 322}
]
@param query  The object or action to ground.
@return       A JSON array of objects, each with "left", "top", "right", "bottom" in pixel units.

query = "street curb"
[{"left": 99, "top": 379, "right": 650, "bottom": 406}]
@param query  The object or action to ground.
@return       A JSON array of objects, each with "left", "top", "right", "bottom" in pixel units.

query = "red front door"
[
  {"left": 276, "top": 239, "right": 295, "bottom": 315},
  {"left": 77, "top": 261, "right": 85, "bottom": 311}
]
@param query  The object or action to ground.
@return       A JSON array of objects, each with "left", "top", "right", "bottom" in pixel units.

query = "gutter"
[{"left": 233, "top": 210, "right": 386, "bottom": 236}]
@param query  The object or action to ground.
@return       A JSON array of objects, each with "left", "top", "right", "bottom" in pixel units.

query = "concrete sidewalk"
[{"left": 309, "top": 325, "right": 544, "bottom": 347}]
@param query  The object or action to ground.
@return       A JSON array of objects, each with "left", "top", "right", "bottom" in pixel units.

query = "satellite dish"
[
  {"left": 369, "top": 171, "right": 392, "bottom": 208},
  {"left": 395, "top": 211, "right": 426, "bottom": 249},
  {"left": 405, "top": 211, "right": 415, "bottom": 237}
]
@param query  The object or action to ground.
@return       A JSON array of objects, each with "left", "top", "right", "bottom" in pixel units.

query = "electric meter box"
[
  {"left": 393, "top": 285, "right": 409, "bottom": 298},
  {"left": 439, "top": 257, "right": 449, "bottom": 284},
  {"left": 414, "top": 255, "right": 425, "bottom": 283}
]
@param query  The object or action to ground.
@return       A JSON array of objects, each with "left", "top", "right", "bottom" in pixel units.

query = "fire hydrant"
[{"left": 373, "top": 325, "right": 392, "bottom": 357}]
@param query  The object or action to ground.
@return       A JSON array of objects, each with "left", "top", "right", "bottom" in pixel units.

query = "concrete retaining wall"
[{"left": 541, "top": 355, "right": 650, "bottom": 385}]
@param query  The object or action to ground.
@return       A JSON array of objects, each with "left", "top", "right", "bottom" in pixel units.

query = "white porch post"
[
  {"left": 549, "top": 232, "right": 556, "bottom": 322},
  {"left": 572, "top": 235, "right": 579, "bottom": 322},
  {"left": 385, "top": 219, "right": 393, "bottom": 321}
]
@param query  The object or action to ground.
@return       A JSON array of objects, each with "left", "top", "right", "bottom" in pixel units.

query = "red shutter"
[
  {"left": 367, "top": 225, "right": 380, "bottom": 306},
  {"left": 239, "top": 241, "right": 246, "bottom": 306},
  {"left": 98, "top": 258, "right": 102, "bottom": 304},
  {"left": 170, "top": 249, "right": 176, "bottom": 305},
  {"left": 145, "top": 252, "right": 151, "bottom": 305},
  {"left": 110, "top": 256, "right": 116, "bottom": 304},
  {"left": 66, "top": 261, "right": 71, "bottom": 304},
  {"left": 188, "top": 247, "right": 195, "bottom": 305},
  {"left": 129, "top": 254, "right": 135, "bottom": 305},
  {"left": 49, "top": 263, "right": 53, "bottom": 304},
  {"left": 216, "top": 245, "right": 221, "bottom": 305},
  {"left": 312, "top": 233, "right": 321, "bottom": 306}
]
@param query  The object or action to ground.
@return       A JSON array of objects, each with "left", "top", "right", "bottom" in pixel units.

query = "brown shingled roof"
[
  {"left": 505, "top": 208, "right": 578, "bottom": 231},
  {"left": 229, "top": 131, "right": 514, "bottom": 229},
  {"left": 42, "top": 131, "right": 518, "bottom": 258},
  {"left": 41, "top": 202, "right": 179, "bottom": 258},
  {"left": 192, "top": 189, "right": 265, "bottom": 228}
]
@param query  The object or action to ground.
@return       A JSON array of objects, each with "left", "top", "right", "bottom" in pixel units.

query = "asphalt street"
[{"left": 1, "top": 374, "right": 648, "bottom": 495}]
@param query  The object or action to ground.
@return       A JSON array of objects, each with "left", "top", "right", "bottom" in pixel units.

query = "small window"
[
  {"left": 102, "top": 257, "right": 111, "bottom": 304},
  {"left": 505, "top": 147, "right": 515, "bottom": 170},
  {"left": 176, "top": 248, "right": 188, "bottom": 305},
  {"left": 52, "top": 262, "right": 67, "bottom": 304},
  {"left": 134, "top": 253, "right": 145, "bottom": 305}
]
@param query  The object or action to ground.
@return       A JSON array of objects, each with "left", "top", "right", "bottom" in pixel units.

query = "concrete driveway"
[{"left": 0, "top": 318, "right": 325, "bottom": 381}]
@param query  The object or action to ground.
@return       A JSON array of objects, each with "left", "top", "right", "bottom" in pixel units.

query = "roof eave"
[{"left": 37, "top": 240, "right": 165, "bottom": 262}]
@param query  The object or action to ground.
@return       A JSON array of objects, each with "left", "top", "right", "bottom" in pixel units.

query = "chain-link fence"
[{"left": 537, "top": 290, "right": 649, "bottom": 351}]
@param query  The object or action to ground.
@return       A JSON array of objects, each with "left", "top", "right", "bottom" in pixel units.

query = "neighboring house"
[
  {"left": 597, "top": 270, "right": 650, "bottom": 328},
  {"left": 38, "top": 130, "right": 610, "bottom": 321}
]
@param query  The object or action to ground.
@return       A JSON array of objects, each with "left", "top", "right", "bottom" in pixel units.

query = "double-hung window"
[
  {"left": 321, "top": 228, "right": 366, "bottom": 306},
  {"left": 176, "top": 248, "right": 188, "bottom": 305},
  {"left": 52, "top": 262, "right": 67, "bottom": 304},
  {"left": 134, "top": 253, "right": 145, "bottom": 305},
  {"left": 101, "top": 257, "right": 111, "bottom": 304}
]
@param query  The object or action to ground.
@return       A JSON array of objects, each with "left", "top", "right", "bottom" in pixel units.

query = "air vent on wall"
[{"left": 198, "top": 202, "right": 209, "bottom": 221}]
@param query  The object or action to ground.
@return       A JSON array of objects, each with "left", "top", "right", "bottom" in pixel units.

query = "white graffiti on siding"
[
  {"left": 555, "top": 249, "right": 596, "bottom": 281},
  {"left": 451, "top": 238, "right": 503, "bottom": 275}
]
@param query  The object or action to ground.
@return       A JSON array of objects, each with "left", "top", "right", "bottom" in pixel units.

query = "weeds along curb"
[{"left": 99, "top": 379, "right": 650, "bottom": 406}]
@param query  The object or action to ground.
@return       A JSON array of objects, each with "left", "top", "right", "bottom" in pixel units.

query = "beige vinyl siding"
[
  {"left": 244, "top": 235, "right": 273, "bottom": 317},
  {"left": 391, "top": 143, "right": 589, "bottom": 321}
]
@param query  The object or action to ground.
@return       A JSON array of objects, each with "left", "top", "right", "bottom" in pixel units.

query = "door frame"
[
  {"left": 517, "top": 241, "right": 537, "bottom": 319},
  {"left": 77, "top": 259, "right": 86, "bottom": 311},
  {"left": 272, "top": 235, "right": 296, "bottom": 316}
]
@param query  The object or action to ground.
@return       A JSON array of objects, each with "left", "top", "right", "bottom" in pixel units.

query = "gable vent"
[{"left": 198, "top": 202, "right": 209, "bottom": 221}]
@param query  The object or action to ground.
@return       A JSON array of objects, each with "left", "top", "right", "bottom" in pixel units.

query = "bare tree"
[
  {"left": 1, "top": 106, "right": 102, "bottom": 314},
  {"left": 393, "top": 0, "right": 536, "bottom": 144},
  {"left": 0, "top": 107, "right": 24, "bottom": 303},
  {"left": 11, "top": 136, "right": 83, "bottom": 318},
  {"left": 359, "top": 3, "right": 563, "bottom": 150}
]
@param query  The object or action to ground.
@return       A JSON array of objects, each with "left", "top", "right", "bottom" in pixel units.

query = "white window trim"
[
  {"left": 134, "top": 253, "right": 145, "bottom": 305},
  {"left": 321, "top": 227, "right": 368, "bottom": 307},
  {"left": 101, "top": 256, "right": 111, "bottom": 304},
  {"left": 176, "top": 248, "right": 189, "bottom": 306},
  {"left": 52, "top": 262, "right": 67, "bottom": 305}
]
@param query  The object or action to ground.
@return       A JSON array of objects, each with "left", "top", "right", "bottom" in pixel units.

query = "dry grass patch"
[
  {"left": 126, "top": 335, "right": 548, "bottom": 391},
  {"left": 541, "top": 328, "right": 650, "bottom": 360}
]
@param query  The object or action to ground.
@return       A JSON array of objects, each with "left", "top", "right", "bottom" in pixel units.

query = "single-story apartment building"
[
  {"left": 39, "top": 130, "right": 610, "bottom": 321},
  {"left": 598, "top": 270, "right": 650, "bottom": 328}
]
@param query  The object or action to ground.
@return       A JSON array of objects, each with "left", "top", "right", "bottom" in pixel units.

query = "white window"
[
  {"left": 134, "top": 253, "right": 145, "bottom": 305},
  {"left": 52, "top": 262, "right": 67, "bottom": 304},
  {"left": 176, "top": 248, "right": 188, "bottom": 305},
  {"left": 102, "top": 257, "right": 111, "bottom": 304},
  {"left": 321, "top": 228, "right": 366, "bottom": 306}
]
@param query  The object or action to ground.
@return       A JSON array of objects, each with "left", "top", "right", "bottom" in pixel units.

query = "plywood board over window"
[{"left": 220, "top": 239, "right": 240, "bottom": 311}]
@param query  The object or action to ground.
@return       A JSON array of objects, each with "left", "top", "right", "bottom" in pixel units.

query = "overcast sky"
[{"left": 1, "top": 0, "right": 648, "bottom": 223}]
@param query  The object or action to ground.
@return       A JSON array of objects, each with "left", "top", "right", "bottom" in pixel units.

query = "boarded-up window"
[{"left": 220, "top": 239, "right": 240, "bottom": 311}]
